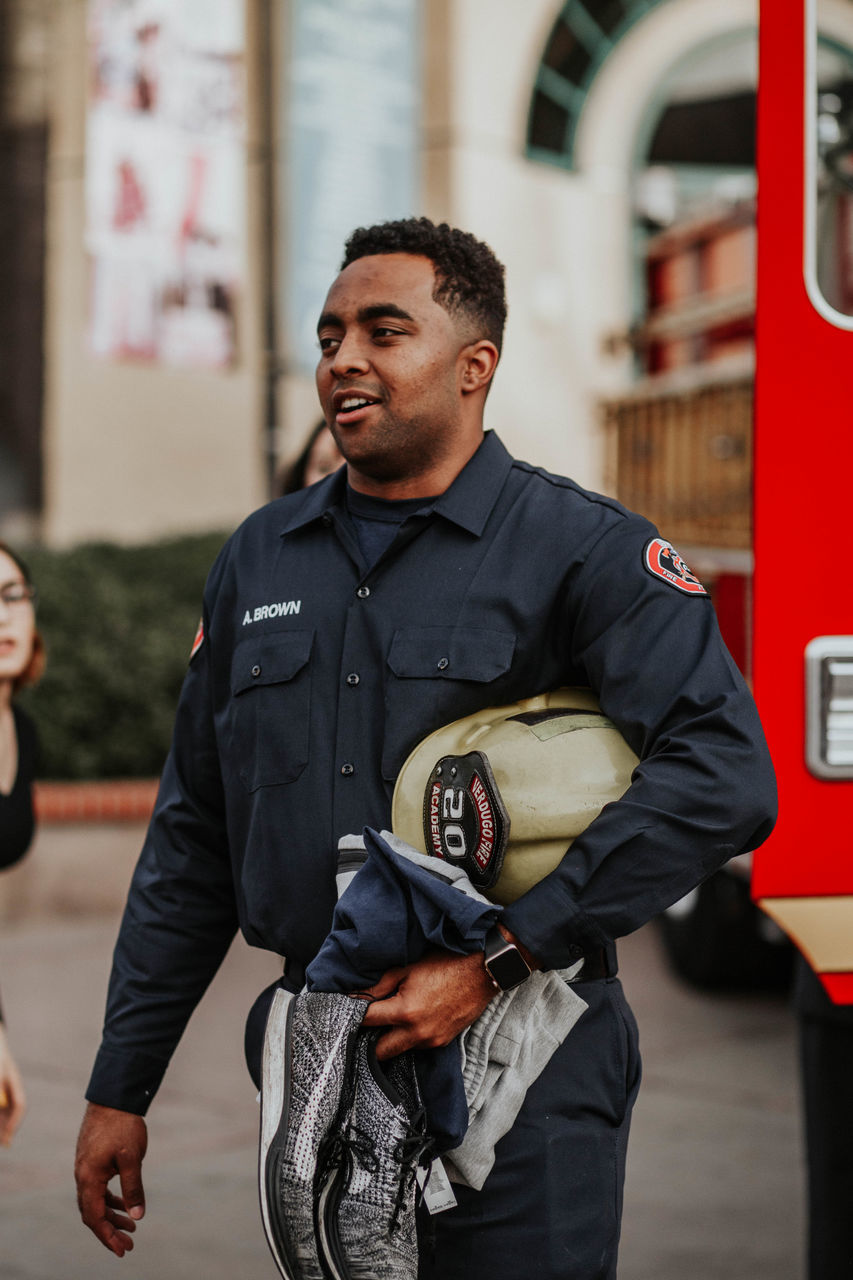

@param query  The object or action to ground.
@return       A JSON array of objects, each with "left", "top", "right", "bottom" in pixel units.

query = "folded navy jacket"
[{"left": 305, "top": 827, "right": 501, "bottom": 1150}]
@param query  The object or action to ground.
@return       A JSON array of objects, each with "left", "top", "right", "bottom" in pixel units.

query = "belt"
[
  {"left": 282, "top": 955, "right": 307, "bottom": 988},
  {"left": 569, "top": 943, "right": 618, "bottom": 982}
]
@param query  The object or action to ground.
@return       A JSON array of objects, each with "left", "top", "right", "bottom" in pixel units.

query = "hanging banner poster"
[{"left": 85, "top": 0, "right": 246, "bottom": 368}]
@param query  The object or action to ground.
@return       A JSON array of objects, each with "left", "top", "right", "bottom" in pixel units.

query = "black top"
[
  {"left": 345, "top": 485, "right": 437, "bottom": 568},
  {"left": 86, "top": 430, "right": 777, "bottom": 1114},
  {"left": 0, "top": 704, "right": 37, "bottom": 1025},
  {"left": 0, "top": 704, "right": 36, "bottom": 870}
]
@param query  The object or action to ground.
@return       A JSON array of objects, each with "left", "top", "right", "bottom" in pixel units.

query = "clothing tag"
[{"left": 417, "top": 1156, "right": 458, "bottom": 1214}]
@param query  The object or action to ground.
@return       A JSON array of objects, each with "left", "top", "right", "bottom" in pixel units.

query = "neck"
[
  {"left": 346, "top": 432, "right": 483, "bottom": 501},
  {"left": 0, "top": 680, "right": 12, "bottom": 712}
]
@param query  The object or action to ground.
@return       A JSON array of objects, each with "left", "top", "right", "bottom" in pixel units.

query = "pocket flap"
[
  {"left": 387, "top": 627, "right": 515, "bottom": 682},
  {"left": 231, "top": 630, "right": 314, "bottom": 695}
]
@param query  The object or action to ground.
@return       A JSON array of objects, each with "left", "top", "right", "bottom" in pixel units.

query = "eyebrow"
[{"left": 316, "top": 303, "right": 416, "bottom": 334}]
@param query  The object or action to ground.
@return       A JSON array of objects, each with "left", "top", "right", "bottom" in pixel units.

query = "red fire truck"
[{"left": 752, "top": 0, "right": 853, "bottom": 1005}]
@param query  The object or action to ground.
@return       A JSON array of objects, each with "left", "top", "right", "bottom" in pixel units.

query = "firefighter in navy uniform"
[{"left": 74, "top": 219, "right": 777, "bottom": 1279}]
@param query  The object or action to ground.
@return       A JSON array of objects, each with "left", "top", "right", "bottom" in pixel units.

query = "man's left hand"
[{"left": 359, "top": 949, "right": 495, "bottom": 1060}]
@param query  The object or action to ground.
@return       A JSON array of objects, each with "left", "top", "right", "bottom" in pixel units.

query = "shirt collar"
[
  {"left": 279, "top": 430, "right": 513, "bottom": 538},
  {"left": 428, "top": 430, "right": 513, "bottom": 535},
  {"left": 279, "top": 466, "right": 348, "bottom": 536}
]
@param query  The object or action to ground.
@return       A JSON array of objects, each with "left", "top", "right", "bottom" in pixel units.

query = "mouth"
[{"left": 332, "top": 389, "right": 382, "bottom": 427}]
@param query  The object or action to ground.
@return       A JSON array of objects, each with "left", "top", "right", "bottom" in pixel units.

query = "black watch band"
[{"left": 483, "top": 924, "right": 532, "bottom": 992}]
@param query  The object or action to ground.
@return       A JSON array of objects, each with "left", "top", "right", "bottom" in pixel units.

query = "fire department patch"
[
  {"left": 643, "top": 538, "right": 707, "bottom": 596},
  {"left": 422, "top": 751, "right": 510, "bottom": 890},
  {"left": 189, "top": 617, "right": 205, "bottom": 661}
]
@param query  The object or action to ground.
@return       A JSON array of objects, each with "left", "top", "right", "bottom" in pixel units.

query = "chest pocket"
[
  {"left": 230, "top": 630, "right": 314, "bottom": 790},
  {"left": 382, "top": 626, "right": 516, "bottom": 782}
]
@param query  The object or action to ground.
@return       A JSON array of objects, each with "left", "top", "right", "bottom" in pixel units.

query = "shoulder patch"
[
  {"left": 643, "top": 537, "right": 707, "bottom": 596},
  {"left": 189, "top": 617, "right": 205, "bottom": 661}
]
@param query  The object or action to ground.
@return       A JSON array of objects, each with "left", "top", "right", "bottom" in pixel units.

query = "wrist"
[
  {"left": 494, "top": 921, "right": 539, "bottom": 972},
  {"left": 483, "top": 922, "right": 533, "bottom": 992}
]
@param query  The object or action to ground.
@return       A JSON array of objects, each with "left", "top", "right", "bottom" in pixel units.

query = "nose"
[{"left": 330, "top": 332, "right": 370, "bottom": 379}]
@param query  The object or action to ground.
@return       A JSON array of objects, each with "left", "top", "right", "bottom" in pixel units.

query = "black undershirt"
[{"left": 345, "top": 485, "right": 438, "bottom": 568}]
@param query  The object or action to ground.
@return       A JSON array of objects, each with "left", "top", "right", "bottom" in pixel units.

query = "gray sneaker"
[
  {"left": 259, "top": 989, "right": 369, "bottom": 1280},
  {"left": 315, "top": 1034, "right": 432, "bottom": 1280}
]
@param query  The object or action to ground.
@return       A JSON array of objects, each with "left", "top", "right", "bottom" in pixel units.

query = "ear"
[{"left": 459, "top": 340, "right": 500, "bottom": 395}]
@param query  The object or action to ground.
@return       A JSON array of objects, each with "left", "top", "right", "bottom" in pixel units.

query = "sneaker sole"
[
  {"left": 315, "top": 1154, "right": 351, "bottom": 1280},
  {"left": 259, "top": 987, "right": 300, "bottom": 1280}
]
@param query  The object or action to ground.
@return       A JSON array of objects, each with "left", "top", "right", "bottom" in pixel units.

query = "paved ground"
[{"left": 0, "top": 823, "right": 805, "bottom": 1279}]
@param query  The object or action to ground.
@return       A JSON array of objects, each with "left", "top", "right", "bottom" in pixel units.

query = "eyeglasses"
[{"left": 0, "top": 583, "right": 37, "bottom": 608}]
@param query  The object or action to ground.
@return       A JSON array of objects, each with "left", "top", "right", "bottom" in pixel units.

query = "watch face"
[{"left": 486, "top": 943, "right": 531, "bottom": 991}]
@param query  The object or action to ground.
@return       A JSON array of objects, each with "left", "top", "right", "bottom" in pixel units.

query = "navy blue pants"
[
  {"left": 417, "top": 978, "right": 641, "bottom": 1280},
  {"left": 795, "top": 957, "right": 853, "bottom": 1280}
]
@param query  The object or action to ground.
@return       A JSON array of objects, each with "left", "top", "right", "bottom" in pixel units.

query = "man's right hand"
[{"left": 75, "top": 1102, "right": 148, "bottom": 1257}]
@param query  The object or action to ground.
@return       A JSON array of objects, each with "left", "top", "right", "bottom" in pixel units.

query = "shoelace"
[
  {"left": 321, "top": 1110, "right": 434, "bottom": 1235},
  {"left": 389, "top": 1108, "right": 433, "bottom": 1233}
]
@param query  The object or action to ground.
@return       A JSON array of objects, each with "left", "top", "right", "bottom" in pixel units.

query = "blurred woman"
[
  {"left": 0, "top": 542, "right": 44, "bottom": 1144},
  {"left": 278, "top": 420, "right": 343, "bottom": 495}
]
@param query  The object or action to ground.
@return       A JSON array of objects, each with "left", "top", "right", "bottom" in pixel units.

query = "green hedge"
[{"left": 17, "top": 532, "right": 229, "bottom": 780}]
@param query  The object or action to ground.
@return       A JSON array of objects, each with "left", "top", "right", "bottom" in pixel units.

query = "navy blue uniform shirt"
[{"left": 87, "top": 431, "right": 776, "bottom": 1113}]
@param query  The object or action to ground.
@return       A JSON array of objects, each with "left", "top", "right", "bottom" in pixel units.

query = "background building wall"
[
  {"left": 16, "top": 0, "right": 788, "bottom": 546},
  {"left": 40, "top": 0, "right": 265, "bottom": 547},
  {"left": 425, "top": 0, "right": 610, "bottom": 487},
  {"left": 421, "top": 0, "right": 761, "bottom": 489}
]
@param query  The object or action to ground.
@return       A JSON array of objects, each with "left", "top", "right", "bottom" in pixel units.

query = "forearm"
[
  {"left": 88, "top": 893, "right": 237, "bottom": 1112},
  {"left": 504, "top": 690, "right": 777, "bottom": 968},
  {"left": 88, "top": 752, "right": 238, "bottom": 1112}
]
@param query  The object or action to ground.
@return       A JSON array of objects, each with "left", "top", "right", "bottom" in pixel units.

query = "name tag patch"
[{"left": 242, "top": 600, "right": 302, "bottom": 625}]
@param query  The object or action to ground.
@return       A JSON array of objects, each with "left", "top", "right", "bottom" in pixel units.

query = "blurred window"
[
  {"left": 543, "top": 18, "right": 593, "bottom": 84},
  {"left": 528, "top": 89, "right": 571, "bottom": 155},
  {"left": 809, "top": 2, "right": 853, "bottom": 323},
  {"left": 527, "top": 0, "right": 657, "bottom": 168}
]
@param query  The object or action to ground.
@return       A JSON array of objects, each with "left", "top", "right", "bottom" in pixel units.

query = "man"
[
  {"left": 75, "top": 218, "right": 776, "bottom": 1278},
  {"left": 794, "top": 955, "right": 853, "bottom": 1280}
]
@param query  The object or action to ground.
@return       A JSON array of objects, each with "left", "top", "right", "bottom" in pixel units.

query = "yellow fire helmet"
[{"left": 391, "top": 687, "right": 639, "bottom": 906}]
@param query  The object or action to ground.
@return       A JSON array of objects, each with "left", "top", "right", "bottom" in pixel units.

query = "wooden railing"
[{"left": 601, "top": 363, "right": 753, "bottom": 551}]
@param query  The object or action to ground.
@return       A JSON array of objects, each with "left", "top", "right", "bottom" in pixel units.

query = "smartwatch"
[{"left": 483, "top": 924, "right": 532, "bottom": 992}]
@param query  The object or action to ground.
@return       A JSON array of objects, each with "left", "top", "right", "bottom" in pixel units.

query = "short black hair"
[{"left": 341, "top": 217, "right": 507, "bottom": 353}]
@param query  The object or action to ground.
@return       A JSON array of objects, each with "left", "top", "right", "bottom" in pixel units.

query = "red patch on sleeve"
[
  {"left": 189, "top": 618, "right": 205, "bottom": 661},
  {"left": 643, "top": 538, "right": 707, "bottom": 595}
]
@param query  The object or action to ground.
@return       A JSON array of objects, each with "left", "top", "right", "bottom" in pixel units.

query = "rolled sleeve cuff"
[
  {"left": 85, "top": 1045, "right": 171, "bottom": 1116},
  {"left": 502, "top": 879, "right": 609, "bottom": 972}
]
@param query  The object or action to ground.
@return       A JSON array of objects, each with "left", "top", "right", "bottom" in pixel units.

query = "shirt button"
[
  {"left": 346, "top": 672, "right": 360, "bottom": 686},
  {"left": 356, "top": 585, "right": 370, "bottom": 599},
  {"left": 251, "top": 664, "right": 262, "bottom": 678},
  {"left": 437, "top": 657, "right": 449, "bottom": 671},
  {"left": 341, "top": 763, "right": 355, "bottom": 776},
  {"left": 322, "top": 514, "right": 333, "bottom": 526}
]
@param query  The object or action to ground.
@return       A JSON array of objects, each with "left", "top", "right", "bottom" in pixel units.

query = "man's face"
[{"left": 315, "top": 253, "right": 472, "bottom": 487}]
